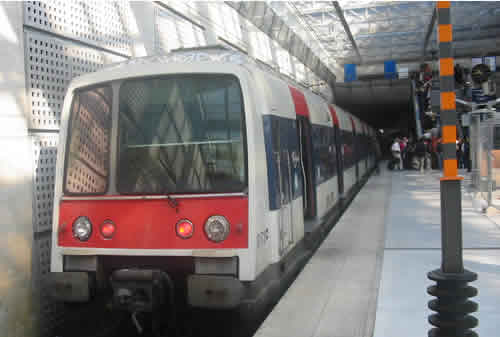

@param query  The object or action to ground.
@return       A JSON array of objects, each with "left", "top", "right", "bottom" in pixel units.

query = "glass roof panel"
[{"left": 285, "top": 0, "right": 500, "bottom": 67}]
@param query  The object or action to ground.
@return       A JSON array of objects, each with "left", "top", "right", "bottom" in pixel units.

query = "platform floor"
[{"left": 254, "top": 168, "right": 500, "bottom": 337}]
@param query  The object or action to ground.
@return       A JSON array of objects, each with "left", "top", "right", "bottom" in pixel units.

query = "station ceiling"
[
  {"left": 283, "top": 1, "right": 500, "bottom": 68},
  {"left": 282, "top": 1, "right": 499, "bottom": 130}
]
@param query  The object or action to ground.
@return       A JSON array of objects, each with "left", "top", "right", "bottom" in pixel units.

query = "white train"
[{"left": 48, "top": 46, "right": 378, "bottom": 331}]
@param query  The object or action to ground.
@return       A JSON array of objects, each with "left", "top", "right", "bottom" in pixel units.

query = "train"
[{"left": 48, "top": 46, "right": 379, "bottom": 334}]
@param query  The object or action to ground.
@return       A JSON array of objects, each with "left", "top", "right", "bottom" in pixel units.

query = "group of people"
[{"left": 390, "top": 136, "right": 471, "bottom": 172}]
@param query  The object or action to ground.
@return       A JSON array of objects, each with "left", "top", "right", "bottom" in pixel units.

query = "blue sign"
[
  {"left": 384, "top": 60, "right": 397, "bottom": 79},
  {"left": 344, "top": 64, "right": 357, "bottom": 82}
]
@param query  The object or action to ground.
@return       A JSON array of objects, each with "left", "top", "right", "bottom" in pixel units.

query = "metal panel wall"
[
  {"left": 24, "top": 1, "right": 133, "bottom": 56},
  {"left": 32, "top": 133, "right": 58, "bottom": 234},
  {"left": 25, "top": 30, "right": 125, "bottom": 131}
]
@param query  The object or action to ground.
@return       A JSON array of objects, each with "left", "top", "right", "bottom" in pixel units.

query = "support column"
[
  {"left": 427, "top": 2, "right": 478, "bottom": 337},
  {"left": 0, "top": 2, "right": 36, "bottom": 336}
]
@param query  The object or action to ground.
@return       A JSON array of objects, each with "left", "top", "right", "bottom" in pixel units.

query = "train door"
[
  {"left": 350, "top": 117, "right": 359, "bottom": 182},
  {"left": 272, "top": 119, "right": 294, "bottom": 256},
  {"left": 329, "top": 106, "right": 344, "bottom": 198},
  {"left": 297, "top": 116, "right": 316, "bottom": 219},
  {"left": 365, "top": 135, "right": 369, "bottom": 171},
  {"left": 334, "top": 125, "right": 344, "bottom": 197}
]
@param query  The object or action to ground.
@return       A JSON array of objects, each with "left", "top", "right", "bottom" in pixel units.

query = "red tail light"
[
  {"left": 176, "top": 219, "right": 194, "bottom": 239},
  {"left": 100, "top": 221, "right": 116, "bottom": 239}
]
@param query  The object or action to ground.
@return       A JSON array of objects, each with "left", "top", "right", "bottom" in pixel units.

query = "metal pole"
[
  {"left": 475, "top": 114, "right": 481, "bottom": 189},
  {"left": 422, "top": 8, "right": 437, "bottom": 60},
  {"left": 428, "top": 2, "right": 478, "bottom": 337},
  {"left": 436, "top": 1, "right": 463, "bottom": 274},
  {"left": 487, "top": 123, "right": 492, "bottom": 206},
  {"left": 470, "top": 114, "right": 479, "bottom": 188}
]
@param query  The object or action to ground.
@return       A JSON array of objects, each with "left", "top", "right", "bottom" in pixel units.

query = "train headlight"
[
  {"left": 204, "top": 215, "right": 230, "bottom": 243},
  {"left": 72, "top": 216, "right": 92, "bottom": 241}
]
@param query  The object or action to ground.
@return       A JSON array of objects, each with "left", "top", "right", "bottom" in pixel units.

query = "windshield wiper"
[{"left": 159, "top": 157, "right": 179, "bottom": 212}]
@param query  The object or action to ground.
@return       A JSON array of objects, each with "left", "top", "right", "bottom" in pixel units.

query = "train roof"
[
  {"left": 104, "top": 46, "right": 254, "bottom": 71},
  {"left": 66, "top": 45, "right": 375, "bottom": 133},
  {"left": 66, "top": 46, "right": 253, "bottom": 89}
]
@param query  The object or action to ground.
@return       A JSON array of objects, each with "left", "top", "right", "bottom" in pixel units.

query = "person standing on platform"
[
  {"left": 464, "top": 137, "right": 471, "bottom": 172},
  {"left": 415, "top": 138, "right": 427, "bottom": 173},
  {"left": 374, "top": 136, "right": 382, "bottom": 175},
  {"left": 391, "top": 138, "right": 402, "bottom": 170},
  {"left": 400, "top": 137, "right": 408, "bottom": 169},
  {"left": 425, "top": 138, "right": 433, "bottom": 171},
  {"left": 457, "top": 138, "right": 464, "bottom": 168},
  {"left": 436, "top": 138, "right": 443, "bottom": 170}
]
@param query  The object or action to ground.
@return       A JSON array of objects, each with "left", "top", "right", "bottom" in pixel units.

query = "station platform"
[{"left": 254, "top": 168, "right": 500, "bottom": 337}]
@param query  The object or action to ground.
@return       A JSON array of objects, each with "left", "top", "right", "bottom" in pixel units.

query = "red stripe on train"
[
  {"left": 328, "top": 105, "right": 339, "bottom": 126},
  {"left": 289, "top": 86, "right": 310, "bottom": 117},
  {"left": 58, "top": 196, "right": 248, "bottom": 249}
]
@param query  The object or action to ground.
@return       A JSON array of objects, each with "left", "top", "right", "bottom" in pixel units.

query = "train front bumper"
[
  {"left": 46, "top": 272, "right": 92, "bottom": 302},
  {"left": 187, "top": 274, "right": 243, "bottom": 309}
]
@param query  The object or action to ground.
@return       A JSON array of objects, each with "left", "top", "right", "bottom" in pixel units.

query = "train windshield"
[
  {"left": 117, "top": 75, "right": 247, "bottom": 194},
  {"left": 64, "top": 85, "right": 112, "bottom": 194}
]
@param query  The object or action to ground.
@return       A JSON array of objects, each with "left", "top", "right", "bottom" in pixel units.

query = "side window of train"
[
  {"left": 494, "top": 126, "right": 500, "bottom": 150},
  {"left": 312, "top": 125, "right": 337, "bottom": 185},
  {"left": 342, "top": 130, "right": 354, "bottom": 169},
  {"left": 268, "top": 117, "right": 301, "bottom": 205},
  {"left": 270, "top": 117, "right": 283, "bottom": 204},
  {"left": 289, "top": 120, "right": 302, "bottom": 200},
  {"left": 64, "top": 85, "right": 112, "bottom": 194}
]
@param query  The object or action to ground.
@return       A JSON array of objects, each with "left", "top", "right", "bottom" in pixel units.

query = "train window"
[
  {"left": 312, "top": 125, "right": 336, "bottom": 185},
  {"left": 494, "top": 126, "right": 500, "bottom": 150},
  {"left": 117, "top": 74, "right": 247, "bottom": 194},
  {"left": 64, "top": 85, "right": 112, "bottom": 194},
  {"left": 342, "top": 130, "right": 355, "bottom": 169}
]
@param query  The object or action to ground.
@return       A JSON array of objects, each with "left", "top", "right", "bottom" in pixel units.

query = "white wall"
[
  {"left": 0, "top": 2, "right": 328, "bottom": 336},
  {"left": 0, "top": 2, "right": 36, "bottom": 337}
]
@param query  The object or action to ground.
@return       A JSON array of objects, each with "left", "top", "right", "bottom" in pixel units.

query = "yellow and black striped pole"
[
  {"left": 427, "top": 2, "right": 478, "bottom": 337},
  {"left": 437, "top": 1, "right": 459, "bottom": 180}
]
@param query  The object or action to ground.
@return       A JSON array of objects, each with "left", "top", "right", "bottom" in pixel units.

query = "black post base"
[{"left": 427, "top": 269, "right": 478, "bottom": 337}]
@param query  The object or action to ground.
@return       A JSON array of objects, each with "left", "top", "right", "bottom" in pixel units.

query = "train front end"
[{"left": 49, "top": 67, "right": 251, "bottom": 314}]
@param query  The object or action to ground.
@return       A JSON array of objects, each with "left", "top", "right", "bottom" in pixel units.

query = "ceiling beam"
[
  {"left": 298, "top": 2, "right": 418, "bottom": 16},
  {"left": 344, "top": 45, "right": 500, "bottom": 66},
  {"left": 422, "top": 7, "right": 437, "bottom": 60},
  {"left": 332, "top": 1, "right": 362, "bottom": 64}
]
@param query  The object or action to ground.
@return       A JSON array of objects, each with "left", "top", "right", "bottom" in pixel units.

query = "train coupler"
[{"left": 110, "top": 269, "right": 177, "bottom": 336}]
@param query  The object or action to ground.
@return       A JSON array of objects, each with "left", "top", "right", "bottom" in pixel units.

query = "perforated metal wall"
[
  {"left": 32, "top": 133, "right": 58, "bottom": 233},
  {"left": 25, "top": 30, "right": 125, "bottom": 130},
  {"left": 24, "top": 0, "right": 133, "bottom": 56},
  {"left": 25, "top": 31, "right": 70, "bottom": 130},
  {"left": 33, "top": 231, "right": 65, "bottom": 336}
]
